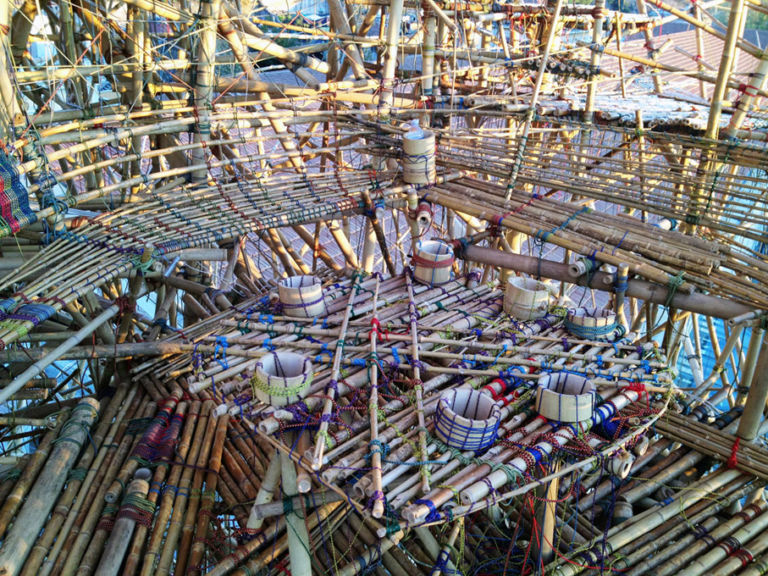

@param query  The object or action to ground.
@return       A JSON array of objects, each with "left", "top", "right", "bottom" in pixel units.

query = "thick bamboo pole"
[
  {"left": 185, "top": 413, "right": 229, "bottom": 575},
  {"left": 247, "top": 449, "right": 282, "bottom": 530},
  {"left": 379, "top": 0, "right": 405, "bottom": 117},
  {"left": 0, "top": 398, "right": 100, "bottom": 576},
  {"left": 189, "top": 0, "right": 220, "bottom": 183},
  {"left": 93, "top": 471, "right": 152, "bottom": 576},
  {"left": 685, "top": 0, "right": 746, "bottom": 230},
  {"left": 0, "top": 411, "right": 69, "bottom": 540},
  {"left": 457, "top": 244, "right": 754, "bottom": 319},
  {"left": 737, "top": 336, "right": 768, "bottom": 441},
  {"left": 280, "top": 449, "right": 312, "bottom": 576}
]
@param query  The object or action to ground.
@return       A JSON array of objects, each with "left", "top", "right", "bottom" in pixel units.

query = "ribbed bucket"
[
  {"left": 278, "top": 275, "right": 326, "bottom": 318},
  {"left": 535, "top": 372, "right": 595, "bottom": 423},
  {"left": 434, "top": 387, "right": 501, "bottom": 451},
  {"left": 412, "top": 240, "right": 454, "bottom": 286},
  {"left": 251, "top": 352, "right": 313, "bottom": 407},
  {"left": 402, "top": 130, "right": 436, "bottom": 185},
  {"left": 504, "top": 277, "right": 550, "bottom": 321}
]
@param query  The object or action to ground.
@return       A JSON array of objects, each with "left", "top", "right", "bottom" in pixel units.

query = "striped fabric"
[{"left": 0, "top": 153, "right": 37, "bottom": 234}]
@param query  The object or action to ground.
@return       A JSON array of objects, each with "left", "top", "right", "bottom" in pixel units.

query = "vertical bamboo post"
[
  {"left": 422, "top": 7, "right": 437, "bottom": 97},
  {"left": 362, "top": 220, "right": 377, "bottom": 273},
  {"left": 741, "top": 328, "right": 763, "bottom": 405},
  {"left": 694, "top": 3, "right": 707, "bottom": 99},
  {"left": 685, "top": 0, "right": 745, "bottom": 232},
  {"left": 615, "top": 12, "right": 626, "bottom": 97},
  {"left": 431, "top": 519, "right": 463, "bottom": 576},
  {"left": 584, "top": 0, "right": 605, "bottom": 121},
  {"left": 635, "top": 0, "right": 662, "bottom": 93},
  {"left": 0, "top": 2, "right": 21, "bottom": 144},
  {"left": 247, "top": 449, "right": 283, "bottom": 530},
  {"left": 504, "top": 0, "right": 564, "bottom": 200},
  {"left": 538, "top": 461, "right": 561, "bottom": 565},
  {"left": 361, "top": 188, "right": 397, "bottom": 276},
  {"left": 379, "top": 0, "right": 406, "bottom": 117},
  {"left": 737, "top": 337, "right": 768, "bottom": 441},
  {"left": 0, "top": 398, "right": 100, "bottom": 576},
  {"left": 280, "top": 449, "right": 312, "bottom": 576},
  {"left": 189, "top": 0, "right": 220, "bottom": 183}
]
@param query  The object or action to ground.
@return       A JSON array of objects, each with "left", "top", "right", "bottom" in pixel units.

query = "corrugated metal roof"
[{"left": 601, "top": 27, "right": 761, "bottom": 101}]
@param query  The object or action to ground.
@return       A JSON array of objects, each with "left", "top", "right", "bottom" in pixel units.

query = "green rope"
[
  {"left": 67, "top": 467, "right": 88, "bottom": 482},
  {"left": 664, "top": 272, "right": 685, "bottom": 309}
]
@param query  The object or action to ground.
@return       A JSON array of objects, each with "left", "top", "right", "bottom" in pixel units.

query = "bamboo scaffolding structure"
[{"left": 1, "top": 0, "right": 768, "bottom": 573}]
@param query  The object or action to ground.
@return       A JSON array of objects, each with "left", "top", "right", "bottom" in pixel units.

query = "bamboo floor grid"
[{"left": 2, "top": 272, "right": 768, "bottom": 575}]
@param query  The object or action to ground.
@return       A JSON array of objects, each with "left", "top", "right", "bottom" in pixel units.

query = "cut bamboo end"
[
  {"left": 434, "top": 387, "right": 501, "bottom": 451},
  {"left": 251, "top": 352, "right": 313, "bottom": 407},
  {"left": 278, "top": 275, "right": 327, "bottom": 318},
  {"left": 504, "top": 277, "right": 551, "bottom": 320},
  {"left": 535, "top": 372, "right": 596, "bottom": 423}
]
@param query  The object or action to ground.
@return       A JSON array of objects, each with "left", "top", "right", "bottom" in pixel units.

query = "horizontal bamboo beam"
[{"left": 460, "top": 244, "right": 757, "bottom": 319}]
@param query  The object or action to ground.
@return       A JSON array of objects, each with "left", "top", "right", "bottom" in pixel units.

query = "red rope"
[{"left": 727, "top": 437, "right": 740, "bottom": 469}]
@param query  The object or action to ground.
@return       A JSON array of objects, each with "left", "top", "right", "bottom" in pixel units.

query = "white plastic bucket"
[
  {"left": 251, "top": 352, "right": 313, "bottom": 407},
  {"left": 402, "top": 130, "right": 436, "bottom": 185},
  {"left": 412, "top": 240, "right": 454, "bottom": 286},
  {"left": 278, "top": 275, "right": 326, "bottom": 318}
]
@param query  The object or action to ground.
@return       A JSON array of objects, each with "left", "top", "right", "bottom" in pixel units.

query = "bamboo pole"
[
  {"left": 0, "top": 410, "right": 69, "bottom": 540},
  {"left": 738, "top": 334, "right": 768, "bottom": 440},
  {"left": 0, "top": 398, "right": 100, "bottom": 576},
  {"left": 504, "top": 0, "right": 564, "bottom": 199},
  {"left": 311, "top": 273, "right": 363, "bottom": 469},
  {"left": 247, "top": 449, "right": 282, "bottom": 530},
  {"left": 280, "top": 448, "right": 312, "bottom": 576},
  {"left": 154, "top": 402, "right": 217, "bottom": 576},
  {"left": 185, "top": 413, "right": 229, "bottom": 575},
  {"left": 404, "top": 269, "right": 431, "bottom": 493},
  {"left": 0, "top": 305, "right": 119, "bottom": 404},
  {"left": 93, "top": 471, "right": 152, "bottom": 576},
  {"left": 368, "top": 275, "right": 387, "bottom": 518}
]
